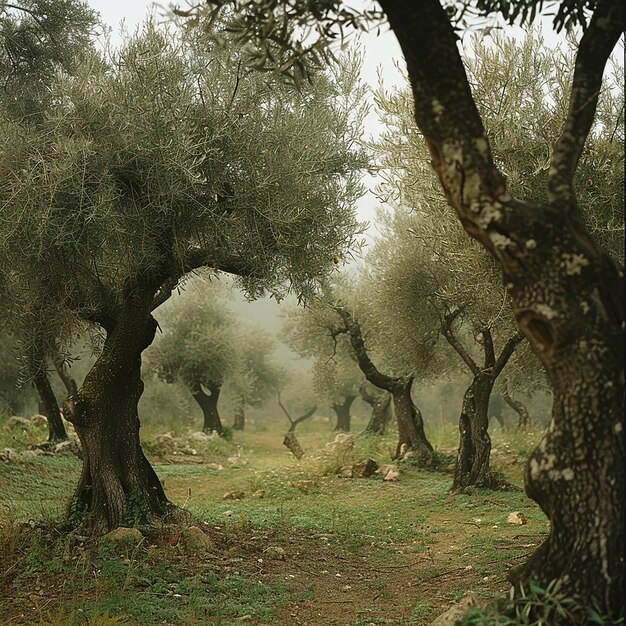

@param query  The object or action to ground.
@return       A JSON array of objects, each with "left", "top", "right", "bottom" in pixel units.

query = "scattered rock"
[
  {"left": 251, "top": 490, "right": 266, "bottom": 498},
  {"left": 30, "top": 414, "right": 48, "bottom": 426},
  {"left": 104, "top": 527, "right": 144, "bottom": 545},
  {"left": 227, "top": 452, "right": 248, "bottom": 466},
  {"left": 338, "top": 465, "right": 354, "bottom": 478},
  {"left": 1, "top": 448, "right": 20, "bottom": 463},
  {"left": 377, "top": 464, "right": 400, "bottom": 481},
  {"left": 153, "top": 432, "right": 177, "bottom": 455},
  {"left": 352, "top": 459, "right": 379, "bottom": 478},
  {"left": 430, "top": 594, "right": 477, "bottom": 625},
  {"left": 19, "top": 449, "right": 45, "bottom": 460},
  {"left": 189, "top": 431, "right": 209, "bottom": 441},
  {"left": 7, "top": 416, "right": 31, "bottom": 429},
  {"left": 507, "top": 511, "right": 527, "bottom": 525},
  {"left": 181, "top": 526, "right": 213, "bottom": 551},
  {"left": 54, "top": 439, "right": 82, "bottom": 457},
  {"left": 206, "top": 462, "right": 224, "bottom": 471},
  {"left": 383, "top": 467, "right": 400, "bottom": 482},
  {"left": 263, "top": 546, "right": 286, "bottom": 560},
  {"left": 223, "top": 491, "right": 245, "bottom": 501},
  {"left": 290, "top": 480, "right": 318, "bottom": 492}
]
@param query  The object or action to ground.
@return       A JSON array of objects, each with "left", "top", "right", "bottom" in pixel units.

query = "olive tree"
[
  {"left": 282, "top": 302, "right": 364, "bottom": 432},
  {"left": 146, "top": 280, "right": 237, "bottom": 435},
  {"left": 227, "top": 322, "right": 284, "bottom": 431},
  {"left": 0, "top": 19, "right": 367, "bottom": 530},
  {"left": 0, "top": 0, "right": 99, "bottom": 439},
  {"left": 188, "top": 0, "right": 625, "bottom": 610},
  {"left": 371, "top": 29, "right": 623, "bottom": 491}
]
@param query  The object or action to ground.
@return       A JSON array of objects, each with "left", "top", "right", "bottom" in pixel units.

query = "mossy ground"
[{"left": 0, "top": 415, "right": 550, "bottom": 625}]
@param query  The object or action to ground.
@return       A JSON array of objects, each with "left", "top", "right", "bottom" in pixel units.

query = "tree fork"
[{"left": 380, "top": 0, "right": 625, "bottom": 612}]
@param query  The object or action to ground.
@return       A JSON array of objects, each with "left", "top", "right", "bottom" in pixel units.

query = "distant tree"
[
  {"left": 147, "top": 280, "right": 237, "bottom": 435},
  {"left": 331, "top": 303, "right": 434, "bottom": 462},
  {"left": 227, "top": 322, "right": 284, "bottom": 431},
  {"left": 359, "top": 381, "right": 392, "bottom": 436},
  {"left": 0, "top": 18, "right": 367, "bottom": 530},
  {"left": 282, "top": 302, "right": 364, "bottom": 432}
]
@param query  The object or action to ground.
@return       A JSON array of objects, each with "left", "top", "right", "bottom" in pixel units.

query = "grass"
[{"left": 0, "top": 414, "right": 555, "bottom": 625}]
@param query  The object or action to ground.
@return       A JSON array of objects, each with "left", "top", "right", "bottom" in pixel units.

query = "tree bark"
[
  {"left": 332, "top": 394, "right": 354, "bottom": 432},
  {"left": 334, "top": 306, "right": 433, "bottom": 463},
  {"left": 379, "top": 0, "right": 625, "bottom": 612},
  {"left": 32, "top": 361, "right": 67, "bottom": 442},
  {"left": 452, "top": 371, "right": 497, "bottom": 490},
  {"left": 192, "top": 383, "right": 224, "bottom": 435},
  {"left": 62, "top": 290, "right": 171, "bottom": 532},
  {"left": 232, "top": 403, "right": 245, "bottom": 430},
  {"left": 391, "top": 379, "right": 433, "bottom": 462},
  {"left": 502, "top": 386, "right": 530, "bottom": 430},
  {"left": 360, "top": 382, "right": 392, "bottom": 435},
  {"left": 442, "top": 322, "right": 522, "bottom": 489},
  {"left": 52, "top": 345, "right": 78, "bottom": 398}
]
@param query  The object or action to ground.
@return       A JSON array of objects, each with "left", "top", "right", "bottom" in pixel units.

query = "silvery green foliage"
[
  {"left": 281, "top": 300, "right": 363, "bottom": 404},
  {"left": 0, "top": 16, "right": 367, "bottom": 363},
  {"left": 367, "top": 30, "right": 622, "bottom": 392}
]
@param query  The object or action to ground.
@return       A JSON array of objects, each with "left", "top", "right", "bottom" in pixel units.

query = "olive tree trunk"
[
  {"left": 452, "top": 371, "right": 496, "bottom": 490},
  {"left": 232, "top": 404, "right": 245, "bottom": 431},
  {"left": 441, "top": 320, "right": 523, "bottom": 490},
  {"left": 192, "top": 383, "right": 224, "bottom": 435},
  {"left": 332, "top": 394, "right": 354, "bottom": 432},
  {"left": 502, "top": 385, "right": 531, "bottom": 430},
  {"left": 32, "top": 361, "right": 67, "bottom": 442},
  {"left": 360, "top": 382, "right": 392, "bottom": 435},
  {"left": 380, "top": 0, "right": 624, "bottom": 612},
  {"left": 334, "top": 306, "right": 433, "bottom": 464},
  {"left": 62, "top": 290, "right": 171, "bottom": 532},
  {"left": 391, "top": 380, "right": 433, "bottom": 462}
]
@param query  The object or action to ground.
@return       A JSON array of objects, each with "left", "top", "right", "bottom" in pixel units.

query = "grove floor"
[{"left": 0, "top": 417, "right": 548, "bottom": 625}]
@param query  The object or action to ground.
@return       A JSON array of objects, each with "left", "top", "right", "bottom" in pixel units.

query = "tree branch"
[
  {"left": 493, "top": 332, "right": 524, "bottom": 379},
  {"left": 440, "top": 309, "right": 479, "bottom": 375},
  {"left": 277, "top": 392, "right": 317, "bottom": 432},
  {"left": 482, "top": 327, "right": 495, "bottom": 369},
  {"left": 547, "top": 0, "right": 626, "bottom": 209},
  {"left": 333, "top": 306, "right": 398, "bottom": 391}
]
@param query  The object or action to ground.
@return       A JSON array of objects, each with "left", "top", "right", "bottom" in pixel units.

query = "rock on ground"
[
  {"left": 104, "top": 527, "right": 144, "bottom": 545},
  {"left": 430, "top": 594, "right": 477, "bottom": 625}
]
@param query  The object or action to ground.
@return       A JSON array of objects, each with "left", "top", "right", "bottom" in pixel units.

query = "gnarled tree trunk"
[
  {"left": 334, "top": 306, "right": 433, "bottom": 464},
  {"left": 380, "top": 0, "right": 624, "bottom": 612},
  {"left": 62, "top": 290, "right": 171, "bottom": 532},
  {"left": 232, "top": 404, "right": 245, "bottom": 430},
  {"left": 502, "top": 385, "right": 530, "bottom": 430},
  {"left": 332, "top": 394, "right": 354, "bottom": 432},
  {"left": 192, "top": 383, "right": 224, "bottom": 435},
  {"left": 452, "top": 371, "right": 496, "bottom": 490},
  {"left": 32, "top": 361, "right": 67, "bottom": 442},
  {"left": 392, "top": 379, "right": 433, "bottom": 462},
  {"left": 360, "top": 382, "right": 392, "bottom": 435}
]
